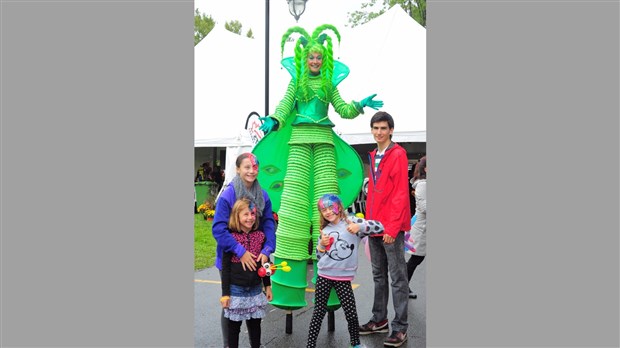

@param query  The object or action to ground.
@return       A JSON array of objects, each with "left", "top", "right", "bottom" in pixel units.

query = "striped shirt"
[{"left": 374, "top": 149, "right": 386, "bottom": 172}]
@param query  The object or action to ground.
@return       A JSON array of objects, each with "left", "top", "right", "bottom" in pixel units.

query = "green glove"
[
  {"left": 259, "top": 116, "right": 279, "bottom": 134},
  {"left": 360, "top": 94, "right": 383, "bottom": 110}
]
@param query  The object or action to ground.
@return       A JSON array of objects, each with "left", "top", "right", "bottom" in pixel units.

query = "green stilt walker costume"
[{"left": 253, "top": 24, "right": 383, "bottom": 311}]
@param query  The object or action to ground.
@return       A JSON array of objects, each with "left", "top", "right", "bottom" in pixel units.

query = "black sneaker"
[
  {"left": 383, "top": 331, "right": 407, "bottom": 347},
  {"left": 359, "top": 319, "right": 389, "bottom": 335},
  {"left": 409, "top": 290, "right": 417, "bottom": 299}
]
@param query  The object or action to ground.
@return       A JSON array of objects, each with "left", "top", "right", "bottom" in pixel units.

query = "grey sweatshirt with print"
[{"left": 316, "top": 216, "right": 384, "bottom": 279}]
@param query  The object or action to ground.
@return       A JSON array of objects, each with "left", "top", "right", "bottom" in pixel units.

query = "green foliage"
[
  {"left": 225, "top": 20, "right": 243, "bottom": 35},
  {"left": 194, "top": 10, "right": 254, "bottom": 45},
  {"left": 225, "top": 20, "right": 256, "bottom": 39},
  {"left": 408, "top": 0, "right": 426, "bottom": 27},
  {"left": 348, "top": 0, "right": 426, "bottom": 28},
  {"left": 348, "top": 0, "right": 384, "bottom": 27},
  {"left": 194, "top": 9, "right": 215, "bottom": 46},
  {"left": 194, "top": 214, "right": 216, "bottom": 270}
]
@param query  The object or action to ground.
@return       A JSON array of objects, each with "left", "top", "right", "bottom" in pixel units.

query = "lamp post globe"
[{"left": 287, "top": 0, "right": 308, "bottom": 22}]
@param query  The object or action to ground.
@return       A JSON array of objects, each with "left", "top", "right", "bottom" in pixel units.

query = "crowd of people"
[
  {"left": 206, "top": 24, "right": 426, "bottom": 348},
  {"left": 196, "top": 161, "right": 225, "bottom": 191}
]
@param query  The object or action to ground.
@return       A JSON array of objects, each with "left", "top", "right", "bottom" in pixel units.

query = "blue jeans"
[
  {"left": 230, "top": 284, "right": 262, "bottom": 297},
  {"left": 368, "top": 233, "right": 409, "bottom": 333}
]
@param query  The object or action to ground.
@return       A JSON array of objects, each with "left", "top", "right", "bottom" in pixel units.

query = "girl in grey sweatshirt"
[{"left": 306, "top": 193, "right": 384, "bottom": 348}]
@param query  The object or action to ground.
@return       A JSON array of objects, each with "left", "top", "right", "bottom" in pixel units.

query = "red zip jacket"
[{"left": 367, "top": 142, "right": 411, "bottom": 238}]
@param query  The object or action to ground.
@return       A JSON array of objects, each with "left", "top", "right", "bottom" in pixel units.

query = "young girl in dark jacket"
[{"left": 220, "top": 198, "right": 273, "bottom": 348}]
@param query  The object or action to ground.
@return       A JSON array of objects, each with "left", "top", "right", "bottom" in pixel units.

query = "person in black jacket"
[
  {"left": 212, "top": 165, "right": 224, "bottom": 191},
  {"left": 220, "top": 198, "right": 273, "bottom": 348}
]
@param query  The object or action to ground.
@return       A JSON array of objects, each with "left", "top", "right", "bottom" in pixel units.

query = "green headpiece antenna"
[{"left": 280, "top": 24, "right": 341, "bottom": 101}]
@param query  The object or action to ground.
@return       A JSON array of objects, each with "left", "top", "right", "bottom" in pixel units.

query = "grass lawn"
[{"left": 194, "top": 213, "right": 216, "bottom": 271}]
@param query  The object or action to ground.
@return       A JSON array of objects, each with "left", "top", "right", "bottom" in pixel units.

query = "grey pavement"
[{"left": 195, "top": 247, "right": 426, "bottom": 348}]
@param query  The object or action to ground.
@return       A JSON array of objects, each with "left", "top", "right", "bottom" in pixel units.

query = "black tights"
[
  {"left": 228, "top": 318, "right": 261, "bottom": 348},
  {"left": 220, "top": 309, "right": 229, "bottom": 347},
  {"left": 306, "top": 276, "right": 360, "bottom": 348},
  {"left": 407, "top": 254, "right": 425, "bottom": 289},
  {"left": 219, "top": 270, "right": 229, "bottom": 348}
]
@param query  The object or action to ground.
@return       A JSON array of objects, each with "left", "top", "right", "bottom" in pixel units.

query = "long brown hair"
[
  {"left": 228, "top": 198, "right": 259, "bottom": 232},
  {"left": 413, "top": 155, "right": 427, "bottom": 181}
]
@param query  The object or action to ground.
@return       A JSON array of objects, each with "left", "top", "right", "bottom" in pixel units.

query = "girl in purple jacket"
[{"left": 212, "top": 153, "right": 276, "bottom": 348}]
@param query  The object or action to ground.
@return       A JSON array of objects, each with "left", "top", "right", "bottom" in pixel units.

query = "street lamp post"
[
  {"left": 265, "top": 0, "right": 308, "bottom": 118},
  {"left": 265, "top": 0, "right": 270, "bottom": 118},
  {"left": 287, "top": 0, "right": 308, "bottom": 22}
]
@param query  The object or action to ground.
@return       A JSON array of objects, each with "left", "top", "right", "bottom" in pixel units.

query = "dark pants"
[
  {"left": 228, "top": 318, "right": 261, "bottom": 348},
  {"left": 407, "top": 254, "right": 425, "bottom": 289},
  {"left": 220, "top": 309, "right": 229, "bottom": 347},
  {"left": 306, "top": 276, "right": 360, "bottom": 347},
  {"left": 219, "top": 270, "right": 229, "bottom": 347},
  {"left": 368, "top": 233, "right": 409, "bottom": 333}
]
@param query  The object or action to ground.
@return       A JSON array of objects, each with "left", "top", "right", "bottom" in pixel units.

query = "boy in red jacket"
[{"left": 359, "top": 111, "right": 411, "bottom": 348}]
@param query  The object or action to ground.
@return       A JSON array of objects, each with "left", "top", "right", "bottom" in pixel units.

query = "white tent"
[
  {"left": 194, "top": 7, "right": 426, "bottom": 197},
  {"left": 332, "top": 6, "right": 426, "bottom": 144},
  {"left": 213, "top": 130, "right": 254, "bottom": 202},
  {"left": 195, "top": 6, "right": 425, "bottom": 148},
  {"left": 194, "top": 25, "right": 264, "bottom": 147}
]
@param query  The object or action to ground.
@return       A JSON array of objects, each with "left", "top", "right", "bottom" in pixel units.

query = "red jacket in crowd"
[{"left": 366, "top": 142, "right": 412, "bottom": 239}]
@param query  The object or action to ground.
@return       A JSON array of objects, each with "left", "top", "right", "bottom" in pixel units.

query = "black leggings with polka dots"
[{"left": 306, "top": 276, "right": 360, "bottom": 348}]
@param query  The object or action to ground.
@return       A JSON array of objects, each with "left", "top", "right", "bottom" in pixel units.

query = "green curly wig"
[{"left": 280, "top": 24, "right": 341, "bottom": 101}]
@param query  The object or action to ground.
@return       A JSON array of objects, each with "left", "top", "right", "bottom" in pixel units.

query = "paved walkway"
[{"left": 195, "top": 247, "right": 426, "bottom": 347}]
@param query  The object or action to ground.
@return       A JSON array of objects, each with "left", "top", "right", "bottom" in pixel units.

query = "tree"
[
  {"left": 194, "top": 9, "right": 215, "bottom": 46},
  {"left": 224, "top": 20, "right": 243, "bottom": 35},
  {"left": 225, "top": 20, "right": 255, "bottom": 38},
  {"left": 348, "top": 0, "right": 426, "bottom": 28},
  {"left": 194, "top": 11, "right": 254, "bottom": 45}
]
